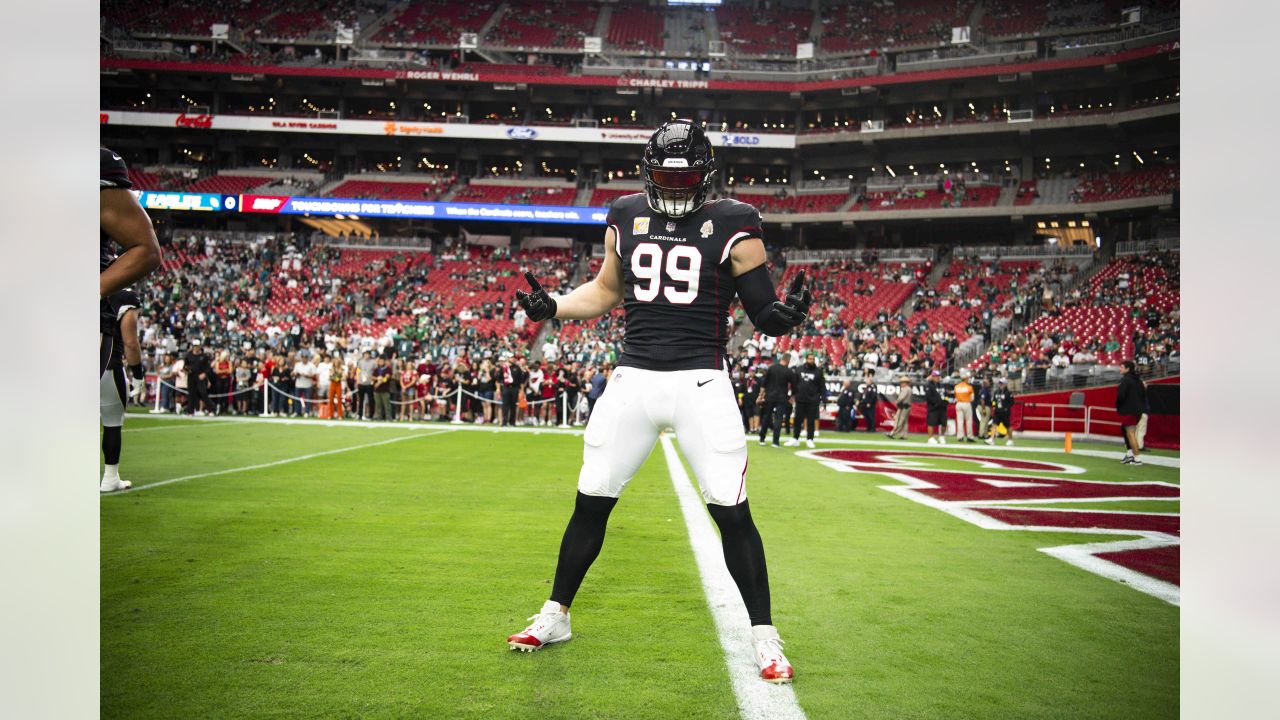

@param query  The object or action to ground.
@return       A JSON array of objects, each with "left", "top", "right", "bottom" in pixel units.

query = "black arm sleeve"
[{"left": 736, "top": 264, "right": 793, "bottom": 337}]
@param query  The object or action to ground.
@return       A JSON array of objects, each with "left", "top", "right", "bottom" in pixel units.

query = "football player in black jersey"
[
  {"left": 100, "top": 289, "right": 143, "bottom": 492},
  {"left": 100, "top": 147, "right": 160, "bottom": 376},
  {"left": 507, "top": 120, "right": 809, "bottom": 684}
]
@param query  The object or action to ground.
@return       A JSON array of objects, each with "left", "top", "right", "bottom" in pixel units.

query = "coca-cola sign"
[{"left": 175, "top": 113, "right": 213, "bottom": 129}]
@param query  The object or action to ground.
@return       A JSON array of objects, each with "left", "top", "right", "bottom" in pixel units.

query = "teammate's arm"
[
  {"left": 729, "top": 237, "right": 811, "bottom": 336},
  {"left": 517, "top": 227, "right": 625, "bottom": 321},
  {"left": 100, "top": 189, "right": 160, "bottom": 298},
  {"left": 120, "top": 308, "right": 143, "bottom": 375}
]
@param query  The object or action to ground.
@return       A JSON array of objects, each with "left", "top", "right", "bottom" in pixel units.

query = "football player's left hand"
[
  {"left": 515, "top": 272, "right": 557, "bottom": 322},
  {"left": 771, "top": 270, "right": 812, "bottom": 328}
]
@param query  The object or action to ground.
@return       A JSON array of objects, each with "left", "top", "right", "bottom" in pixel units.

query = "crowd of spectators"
[
  {"left": 132, "top": 233, "right": 590, "bottom": 420},
  {"left": 123, "top": 228, "right": 1177, "bottom": 426},
  {"left": 967, "top": 251, "right": 1179, "bottom": 387}
]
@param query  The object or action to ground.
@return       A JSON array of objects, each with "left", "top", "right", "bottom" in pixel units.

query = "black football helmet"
[{"left": 642, "top": 119, "right": 716, "bottom": 218}]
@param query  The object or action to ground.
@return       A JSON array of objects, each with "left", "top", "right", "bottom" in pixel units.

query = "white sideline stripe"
[
  {"left": 105, "top": 429, "right": 454, "bottom": 494},
  {"left": 660, "top": 436, "right": 807, "bottom": 720},
  {"left": 123, "top": 420, "right": 239, "bottom": 432},
  {"left": 777, "top": 435, "right": 1180, "bottom": 468}
]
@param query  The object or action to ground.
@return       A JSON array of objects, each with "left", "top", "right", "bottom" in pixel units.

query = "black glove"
[
  {"left": 129, "top": 363, "right": 144, "bottom": 380},
  {"left": 515, "top": 271, "right": 557, "bottom": 322},
  {"left": 769, "top": 270, "right": 812, "bottom": 328}
]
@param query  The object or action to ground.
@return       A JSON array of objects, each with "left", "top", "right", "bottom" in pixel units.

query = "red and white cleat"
[
  {"left": 752, "top": 625, "right": 795, "bottom": 684},
  {"left": 507, "top": 600, "right": 572, "bottom": 652}
]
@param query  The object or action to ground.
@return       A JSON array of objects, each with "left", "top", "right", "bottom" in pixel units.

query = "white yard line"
[
  {"left": 660, "top": 435, "right": 807, "bottom": 720},
  {"left": 104, "top": 429, "right": 455, "bottom": 494}
]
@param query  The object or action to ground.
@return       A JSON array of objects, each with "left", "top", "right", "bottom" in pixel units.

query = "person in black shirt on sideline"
[
  {"left": 835, "top": 380, "right": 858, "bottom": 432},
  {"left": 858, "top": 375, "right": 879, "bottom": 433},
  {"left": 184, "top": 340, "right": 213, "bottom": 416},
  {"left": 757, "top": 354, "right": 796, "bottom": 448},
  {"left": 785, "top": 351, "right": 826, "bottom": 448},
  {"left": 924, "top": 370, "right": 948, "bottom": 445},
  {"left": 985, "top": 378, "right": 1017, "bottom": 446},
  {"left": 1115, "top": 359, "right": 1148, "bottom": 466},
  {"left": 499, "top": 355, "right": 528, "bottom": 426}
]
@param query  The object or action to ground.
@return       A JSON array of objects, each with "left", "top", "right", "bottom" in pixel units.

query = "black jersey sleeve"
[
  {"left": 100, "top": 147, "right": 131, "bottom": 190},
  {"left": 109, "top": 288, "right": 141, "bottom": 319},
  {"left": 714, "top": 199, "right": 764, "bottom": 265}
]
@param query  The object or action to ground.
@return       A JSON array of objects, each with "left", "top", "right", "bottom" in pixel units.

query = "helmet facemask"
[{"left": 645, "top": 164, "right": 714, "bottom": 219}]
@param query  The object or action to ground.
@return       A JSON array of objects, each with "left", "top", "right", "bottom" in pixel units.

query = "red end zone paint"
[
  {"left": 1096, "top": 546, "right": 1179, "bottom": 585},
  {"left": 800, "top": 448, "right": 1181, "bottom": 604},
  {"left": 974, "top": 508, "right": 1180, "bottom": 536}
]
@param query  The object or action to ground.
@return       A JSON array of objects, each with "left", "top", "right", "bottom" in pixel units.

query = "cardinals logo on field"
[{"left": 797, "top": 449, "right": 1180, "bottom": 605}]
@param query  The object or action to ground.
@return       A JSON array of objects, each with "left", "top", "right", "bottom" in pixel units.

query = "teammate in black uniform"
[
  {"left": 506, "top": 120, "right": 809, "bottom": 684},
  {"left": 100, "top": 289, "right": 142, "bottom": 492},
  {"left": 99, "top": 148, "right": 159, "bottom": 492},
  {"left": 100, "top": 148, "right": 160, "bottom": 376}
]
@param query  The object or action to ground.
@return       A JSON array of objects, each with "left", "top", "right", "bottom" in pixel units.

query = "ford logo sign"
[{"left": 507, "top": 127, "right": 538, "bottom": 140}]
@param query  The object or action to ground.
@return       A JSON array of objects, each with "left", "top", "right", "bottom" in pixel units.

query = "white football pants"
[{"left": 578, "top": 366, "right": 749, "bottom": 506}]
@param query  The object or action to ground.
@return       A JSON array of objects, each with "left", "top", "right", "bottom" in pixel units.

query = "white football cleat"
[
  {"left": 100, "top": 477, "right": 132, "bottom": 493},
  {"left": 938, "top": 436, "right": 946, "bottom": 445},
  {"left": 927, "top": 437, "right": 938, "bottom": 445},
  {"left": 805, "top": 440, "right": 815, "bottom": 449},
  {"left": 752, "top": 625, "right": 794, "bottom": 684},
  {"left": 507, "top": 600, "right": 572, "bottom": 652},
  {"left": 783, "top": 438, "right": 800, "bottom": 447},
  {"left": 984, "top": 437, "right": 994, "bottom": 445},
  {"left": 1006, "top": 439, "right": 1014, "bottom": 446}
]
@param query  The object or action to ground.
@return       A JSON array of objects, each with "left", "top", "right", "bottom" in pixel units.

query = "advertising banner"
[
  {"left": 99, "top": 110, "right": 796, "bottom": 149},
  {"left": 132, "top": 190, "right": 231, "bottom": 212},
  {"left": 239, "top": 194, "right": 608, "bottom": 224}
]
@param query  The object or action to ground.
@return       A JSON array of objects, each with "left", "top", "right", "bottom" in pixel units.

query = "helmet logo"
[
  {"left": 633, "top": 217, "right": 650, "bottom": 235},
  {"left": 661, "top": 158, "right": 690, "bottom": 167},
  {"left": 700, "top": 220, "right": 714, "bottom": 238}
]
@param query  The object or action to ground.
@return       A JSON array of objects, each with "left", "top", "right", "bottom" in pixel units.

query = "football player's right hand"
[
  {"left": 771, "top": 270, "right": 812, "bottom": 328},
  {"left": 515, "top": 272, "right": 557, "bottom": 322}
]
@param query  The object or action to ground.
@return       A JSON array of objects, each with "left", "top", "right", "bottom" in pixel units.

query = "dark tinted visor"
[{"left": 648, "top": 168, "right": 706, "bottom": 189}]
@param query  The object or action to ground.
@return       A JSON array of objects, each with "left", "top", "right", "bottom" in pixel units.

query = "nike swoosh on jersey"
[{"left": 697, "top": 378, "right": 714, "bottom": 387}]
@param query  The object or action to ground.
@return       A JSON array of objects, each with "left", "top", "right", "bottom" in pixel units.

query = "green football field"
[{"left": 101, "top": 414, "right": 1179, "bottom": 719}]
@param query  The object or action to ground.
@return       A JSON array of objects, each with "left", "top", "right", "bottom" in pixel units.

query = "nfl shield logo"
[{"left": 666, "top": 221, "right": 676, "bottom": 232}]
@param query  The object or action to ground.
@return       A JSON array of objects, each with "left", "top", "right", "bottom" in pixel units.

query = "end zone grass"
[{"left": 103, "top": 416, "right": 1177, "bottom": 719}]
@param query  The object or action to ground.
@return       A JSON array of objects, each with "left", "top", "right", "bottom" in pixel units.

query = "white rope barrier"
[
  {"left": 156, "top": 377, "right": 265, "bottom": 399},
  {"left": 149, "top": 376, "right": 590, "bottom": 426}
]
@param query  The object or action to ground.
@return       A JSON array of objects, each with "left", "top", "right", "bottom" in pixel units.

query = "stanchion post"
[
  {"left": 153, "top": 378, "right": 162, "bottom": 413},
  {"left": 1064, "top": 431, "right": 1073, "bottom": 453},
  {"left": 452, "top": 385, "right": 463, "bottom": 424},
  {"left": 263, "top": 380, "right": 271, "bottom": 416}
]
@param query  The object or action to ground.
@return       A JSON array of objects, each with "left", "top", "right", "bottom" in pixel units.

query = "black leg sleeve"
[
  {"left": 549, "top": 492, "right": 620, "bottom": 608},
  {"left": 102, "top": 425, "right": 122, "bottom": 465},
  {"left": 707, "top": 500, "right": 772, "bottom": 626}
]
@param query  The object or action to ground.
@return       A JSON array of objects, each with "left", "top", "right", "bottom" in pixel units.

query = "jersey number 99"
[{"left": 631, "top": 242, "right": 701, "bottom": 304}]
